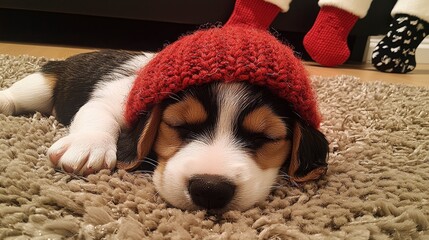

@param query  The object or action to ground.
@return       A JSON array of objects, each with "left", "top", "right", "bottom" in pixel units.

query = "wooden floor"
[{"left": 1, "top": 42, "right": 428, "bottom": 88}]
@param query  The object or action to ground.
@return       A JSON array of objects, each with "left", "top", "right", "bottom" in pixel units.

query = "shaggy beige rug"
[{"left": 0, "top": 54, "right": 428, "bottom": 240}]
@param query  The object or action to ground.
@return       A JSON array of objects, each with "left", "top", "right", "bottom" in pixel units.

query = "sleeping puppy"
[{"left": 0, "top": 50, "right": 328, "bottom": 211}]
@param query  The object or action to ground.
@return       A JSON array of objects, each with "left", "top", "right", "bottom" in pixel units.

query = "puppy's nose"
[{"left": 188, "top": 174, "right": 236, "bottom": 209}]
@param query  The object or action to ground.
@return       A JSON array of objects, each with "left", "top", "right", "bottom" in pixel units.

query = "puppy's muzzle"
[{"left": 188, "top": 174, "right": 236, "bottom": 209}]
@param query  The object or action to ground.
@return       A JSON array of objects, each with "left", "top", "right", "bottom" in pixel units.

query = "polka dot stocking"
[{"left": 372, "top": 14, "right": 429, "bottom": 73}]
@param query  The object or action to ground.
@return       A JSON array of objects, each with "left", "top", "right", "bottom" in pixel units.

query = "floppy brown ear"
[
  {"left": 116, "top": 105, "right": 162, "bottom": 171},
  {"left": 286, "top": 121, "right": 329, "bottom": 183}
]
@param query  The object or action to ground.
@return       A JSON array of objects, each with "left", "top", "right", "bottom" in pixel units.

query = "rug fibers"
[{"left": 0, "top": 54, "right": 428, "bottom": 239}]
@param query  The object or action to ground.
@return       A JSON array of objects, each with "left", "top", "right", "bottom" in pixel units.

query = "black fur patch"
[
  {"left": 294, "top": 123, "right": 329, "bottom": 177},
  {"left": 42, "top": 50, "right": 143, "bottom": 125}
]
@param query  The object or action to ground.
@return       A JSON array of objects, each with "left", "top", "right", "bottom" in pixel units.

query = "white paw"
[
  {"left": 0, "top": 90, "right": 15, "bottom": 115},
  {"left": 47, "top": 132, "right": 117, "bottom": 175}
]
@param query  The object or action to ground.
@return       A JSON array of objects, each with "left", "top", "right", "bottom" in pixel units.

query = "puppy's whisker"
[
  {"left": 159, "top": 91, "right": 182, "bottom": 102},
  {"left": 278, "top": 170, "right": 291, "bottom": 176},
  {"left": 271, "top": 184, "right": 283, "bottom": 188},
  {"left": 143, "top": 160, "right": 158, "bottom": 166},
  {"left": 141, "top": 159, "right": 158, "bottom": 168},
  {"left": 143, "top": 156, "right": 158, "bottom": 163},
  {"left": 132, "top": 170, "right": 154, "bottom": 175},
  {"left": 276, "top": 177, "right": 301, "bottom": 188},
  {"left": 277, "top": 174, "right": 291, "bottom": 179},
  {"left": 143, "top": 162, "right": 158, "bottom": 168}
]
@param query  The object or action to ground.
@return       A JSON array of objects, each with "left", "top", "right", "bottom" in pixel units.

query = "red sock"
[
  {"left": 303, "top": 6, "right": 359, "bottom": 67},
  {"left": 225, "top": 0, "right": 280, "bottom": 30}
]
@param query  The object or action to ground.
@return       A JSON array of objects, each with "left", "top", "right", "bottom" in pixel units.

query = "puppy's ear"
[
  {"left": 116, "top": 105, "right": 162, "bottom": 171},
  {"left": 285, "top": 121, "right": 329, "bottom": 182}
]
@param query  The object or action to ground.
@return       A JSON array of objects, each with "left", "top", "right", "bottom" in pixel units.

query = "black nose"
[{"left": 188, "top": 174, "right": 236, "bottom": 209}]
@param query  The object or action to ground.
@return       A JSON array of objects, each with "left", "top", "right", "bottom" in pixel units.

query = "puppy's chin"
[{"left": 152, "top": 141, "right": 280, "bottom": 212}]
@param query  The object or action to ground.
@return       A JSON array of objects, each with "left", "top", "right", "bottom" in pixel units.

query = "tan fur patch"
[
  {"left": 243, "top": 106, "right": 290, "bottom": 169},
  {"left": 154, "top": 122, "right": 182, "bottom": 160},
  {"left": 254, "top": 140, "right": 291, "bottom": 169},
  {"left": 42, "top": 73, "right": 58, "bottom": 89},
  {"left": 162, "top": 96, "right": 207, "bottom": 126},
  {"left": 153, "top": 122, "right": 182, "bottom": 184},
  {"left": 242, "top": 106, "right": 287, "bottom": 139}
]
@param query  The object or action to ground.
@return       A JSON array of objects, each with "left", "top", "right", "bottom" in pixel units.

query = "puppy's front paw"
[
  {"left": 0, "top": 90, "right": 15, "bottom": 115},
  {"left": 47, "top": 132, "right": 117, "bottom": 175}
]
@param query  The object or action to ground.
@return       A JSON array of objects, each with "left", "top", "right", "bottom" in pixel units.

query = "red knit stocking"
[
  {"left": 225, "top": 0, "right": 280, "bottom": 30},
  {"left": 303, "top": 6, "right": 359, "bottom": 67}
]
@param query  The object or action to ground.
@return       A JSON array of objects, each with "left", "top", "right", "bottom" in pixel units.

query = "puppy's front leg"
[
  {"left": 47, "top": 78, "right": 132, "bottom": 175},
  {"left": 47, "top": 101, "right": 121, "bottom": 175}
]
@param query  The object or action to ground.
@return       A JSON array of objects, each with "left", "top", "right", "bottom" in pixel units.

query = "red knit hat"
[{"left": 125, "top": 0, "right": 322, "bottom": 129}]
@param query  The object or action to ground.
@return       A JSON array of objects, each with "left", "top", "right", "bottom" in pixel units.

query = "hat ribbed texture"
[{"left": 125, "top": 26, "right": 321, "bottom": 129}]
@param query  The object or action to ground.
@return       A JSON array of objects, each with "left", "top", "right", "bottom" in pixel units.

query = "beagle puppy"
[{"left": 0, "top": 50, "right": 328, "bottom": 211}]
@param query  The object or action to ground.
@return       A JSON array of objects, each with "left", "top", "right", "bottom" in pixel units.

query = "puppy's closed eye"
[
  {"left": 239, "top": 106, "right": 292, "bottom": 169},
  {"left": 162, "top": 95, "right": 210, "bottom": 141},
  {"left": 242, "top": 106, "right": 287, "bottom": 140},
  {"left": 154, "top": 96, "right": 210, "bottom": 160},
  {"left": 243, "top": 132, "right": 281, "bottom": 149},
  {"left": 166, "top": 123, "right": 206, "bottom": 140},
  {"left": 240, "top": 106, "right": 288, "bottom": 150}
]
